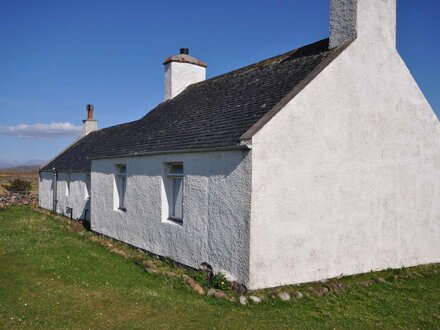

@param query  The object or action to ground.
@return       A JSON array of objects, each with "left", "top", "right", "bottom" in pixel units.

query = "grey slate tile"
[{"left": 41, "top": 38, "right": 334, "bottom": 172}]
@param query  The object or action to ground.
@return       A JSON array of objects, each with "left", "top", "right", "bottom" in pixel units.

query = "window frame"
[
  {"left": 165, "top": 163, "right": 184, "bottom": 224},
  {"left": 66, "top": 173, "right": 71, "bottom": 197},
  {"left": 115, "top": 164, "right": 127, "bottom": 212},
  {"left": 85, "top": 174, "right": 91, "bottom": 200}
]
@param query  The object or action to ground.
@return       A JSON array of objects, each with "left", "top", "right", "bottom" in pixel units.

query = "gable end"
[{"left": 240, "top": 39, "right": 355, "bottom": 141}]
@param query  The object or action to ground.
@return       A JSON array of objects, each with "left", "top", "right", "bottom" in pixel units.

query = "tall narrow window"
[
  {"left": 85, "top": 174, "right": 91, "bottom": 200},
  {"left": 165, "top": 163, "right": 184, "bottom": 223},
  {"left": 66, "top": 173, "right": 71, "bottom": 196},
  {"left": 115, "top": 165, "right": 127, "bottom": 211}
]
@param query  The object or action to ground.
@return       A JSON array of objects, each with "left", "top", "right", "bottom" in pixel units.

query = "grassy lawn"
[{"left": 0, "top": 207, "right": 439, "bottom": 329}]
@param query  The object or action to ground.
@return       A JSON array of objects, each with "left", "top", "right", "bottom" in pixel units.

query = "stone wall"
[{"left": 0, "top": 192, "right": 38, "bottom": 208}]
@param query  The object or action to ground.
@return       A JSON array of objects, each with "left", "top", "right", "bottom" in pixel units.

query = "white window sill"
[{"left": 163, "top": 217, "right": 183, "bottom": 226}]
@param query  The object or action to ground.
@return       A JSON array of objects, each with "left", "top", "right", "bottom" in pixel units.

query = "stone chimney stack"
[
  {"left": 163, "top": 48, "right": 207, "bottom": 101},
  {"left": 329, "top": 0, "right": 396, "bottom": 49},
  {"left": 82, "top": 104, "right": 97, "bottom": 136}
]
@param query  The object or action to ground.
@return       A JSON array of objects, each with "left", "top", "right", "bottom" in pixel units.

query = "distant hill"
[
  {"left": 0, "top": 160, "right": 45, "bottom": 170},
  {"left": 0, "top": 165, "right": 41, "bottom": 173}
]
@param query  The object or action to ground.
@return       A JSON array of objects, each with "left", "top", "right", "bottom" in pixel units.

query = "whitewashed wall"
[
  {"left": 39, "top": 171, "right": 91, "bottom": 221},
  {"left": 164, "top": 61, "right": 206, "bottom": 100},
  {"left": 91, "top": 149, "right": 252, "bottom": 284},
  {"left": 39, "top": 171, "right": 54, "bottom": 210},
  {"left": 248, "top": 39, "right": 440, "bottom": 289}
]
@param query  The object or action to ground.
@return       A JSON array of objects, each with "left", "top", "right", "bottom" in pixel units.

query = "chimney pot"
[
  {"left": 180, "top": 48, "right": 189, "bottom": 55},
  {"left": 86, "top": 104, "right": 94, "bottom": 120},
  {"left": 83, "top": 104, "right": 97, "bottom": 136}
]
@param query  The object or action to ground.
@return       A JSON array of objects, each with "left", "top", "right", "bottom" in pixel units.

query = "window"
[
  {"left": 85, "top": 174, "right": 91, "bottom": 200},
  {"left": 66, "top": 173, "right": 71, "bottom": 196},
  {"left": 50, "top": 176, "right": 54, "bottom": 193},
  {"left": 66, "top": 207, "right": 72, "bottom": 218},
  {"left": 164, "top": 163, "right": 184, "bottom": 223},
  {"left": 115, "top": 165, "right": 127, "bottom": 211}
]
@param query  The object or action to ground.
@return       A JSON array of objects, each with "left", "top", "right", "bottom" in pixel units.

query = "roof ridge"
[
  {"left": 41, "top": 37, "right": 338, "bottom": 172},
  {"left": 186, "top": 38, "right": 330, "bottom": 88},
  {"left": 142, "top": 38, "right": 331, "bottom": 119}
]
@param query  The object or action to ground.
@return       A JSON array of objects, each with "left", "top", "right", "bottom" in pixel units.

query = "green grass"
[{"left": 0, "top": 206, "right": 439, "bottom": 329}]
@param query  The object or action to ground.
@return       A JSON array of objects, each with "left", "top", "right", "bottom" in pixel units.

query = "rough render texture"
[
  {"left": 90, "top": 150, "right": 252, "bottom": 284},
  {"left": 83, "top": 120, "right": 97, "bottom": 136},
  {"left": 330, "top": 0, "right": 396, "bottom": 49},
  {"left": 39, "top": 171, "right": 91, "bottom": 221},
  {"left": 164, "top": 61, "right": 206, "bottom": 100},
  {"left": 248, "top": 38, "right": 440, "bottom": 289},
  {"left": 330, "top": 0, "right": 358, "bottom": 49}
]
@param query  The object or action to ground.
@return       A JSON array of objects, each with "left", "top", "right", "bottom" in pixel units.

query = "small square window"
[{"left": 168, "top": 163, "right": 184, "bottom": 176}]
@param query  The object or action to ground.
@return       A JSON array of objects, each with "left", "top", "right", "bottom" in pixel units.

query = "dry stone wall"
[{"left": 0, "top": 192, "right": 38, "bottom": 209}]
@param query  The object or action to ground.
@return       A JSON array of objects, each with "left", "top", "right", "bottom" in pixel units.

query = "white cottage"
[{"left": 39, "top": 0, "right": 440, "bottom": 289}]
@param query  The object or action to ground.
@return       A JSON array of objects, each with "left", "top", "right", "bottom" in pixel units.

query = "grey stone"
[
  {"left": 239, "top": 296, "right": 248, "bottom": 305},
  {"left": 0, "top": 192, "right": 37, "bottom": 209},
  {"left": 163, "top": 271, "right": 177, "bottom": 277},
  {"left": 207, "top": 288, "right": 227, "bottom": 299},
  {"left": 325, "top": 282, "right": 344, "bottom": 293},
  {"left": 360, "top": 280, "right": 374, "bottom": 287},
  {"left": 278, "top": 292, "right": 291, "bottom": 301},
  {"left": 232, "top": 282, "right": 247, "bottom": 295},
  {"left": 249, "top": 295, "right": 262, "bottom": 303},
  {"left": 145, "top": 267, "right": 157, "bottom": 274},
  {"left": 293, "top": 291, "right": 303, "bottom": 299},
  {"left": 182, "top": 275, "right": 204, "bottom": 295}
]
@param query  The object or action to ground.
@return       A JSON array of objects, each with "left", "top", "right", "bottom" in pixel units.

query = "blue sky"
[{"left": 0, "top": 0, "right": 439, "bottom": 163}]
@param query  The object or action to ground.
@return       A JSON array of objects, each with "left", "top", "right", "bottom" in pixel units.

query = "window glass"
[
  {"left": 66, "top": 174, "right": 71, "bottom": 196},
  {"left": 116, "top": 165, "right": 127, "bottom": 210},
  {"left": 168, "top": 164, "right": 183, "bottom": 176},
  {"left": 120, "top": 175, "right": 126, "bottom": 208},
  {"left": 171, "top": 177, "right": 183, "bottom": 219},
  {"left": 85, "top": 174, "right": 91, "bottom": 199},
  {"left": 165, "top": 163, "right": 184, "bottom": 222}
]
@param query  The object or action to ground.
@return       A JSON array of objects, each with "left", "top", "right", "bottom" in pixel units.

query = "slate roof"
[{"left": 41, "top": 38, "right": 341, "bottom": 172}]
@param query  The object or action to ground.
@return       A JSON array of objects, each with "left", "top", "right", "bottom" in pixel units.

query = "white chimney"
[
  {"left": 82, "top": 104, "right": 97, "bottom": 136},
  {"left": 163, "top": 48, "right": 207, "bottom": 100},
  {"left": 329, "top": 0, "right": 396, "bottom": 49}
]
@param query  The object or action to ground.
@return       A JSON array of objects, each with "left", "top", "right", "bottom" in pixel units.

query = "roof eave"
[
  {"left": 88, "top": 145, "right": 251, "bottom": 161},
  {"left": 39, "top": 169, "right": 90, "bottom": 173}
]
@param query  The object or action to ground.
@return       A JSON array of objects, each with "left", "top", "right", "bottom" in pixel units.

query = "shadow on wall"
[
  {"left": 62, "top": 201, "right": 90, "bottom": 222},
  {"left": 95, "top": 151, "right": 248, "bottom": 178},
  {"left": 79, "top": 199, "right": 91, "bottom": 222},
  {"left": 53, "top": 174, "right": 91, "bottom": 223}
]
